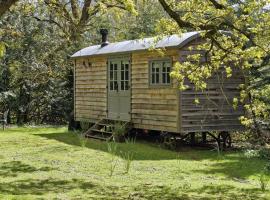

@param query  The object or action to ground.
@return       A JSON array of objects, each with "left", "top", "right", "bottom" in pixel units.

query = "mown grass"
[{"left": 0, "top": 127, "right": 269, "bottom": 199}]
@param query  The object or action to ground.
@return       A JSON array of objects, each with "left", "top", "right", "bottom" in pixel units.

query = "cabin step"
[
  {"left": 83, "top": 118, "right": 133, "bottom": 141},
  {"left": 85, "top": 134, "right": 112, "bottom": 141},
  {"left": 90, "top": 129, "right": 113, "bottom": 134}
]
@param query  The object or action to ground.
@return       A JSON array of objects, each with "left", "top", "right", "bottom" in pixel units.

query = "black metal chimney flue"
[{"left": 100, "top": 29, "right": 109, "bottom": 47}]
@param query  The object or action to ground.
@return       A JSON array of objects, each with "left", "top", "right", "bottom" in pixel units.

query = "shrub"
[
  {"left": 259, "top": 147, "right": 270, "bottom": 160},
  {"left": 264, "top": 163, "right": 270, "bottom": 175},
  {"left": 243, "top": 148, "right": 270, "bottom": 160},
  {"left": 244, "top": 149, "right": 259, "bottom": 159}
]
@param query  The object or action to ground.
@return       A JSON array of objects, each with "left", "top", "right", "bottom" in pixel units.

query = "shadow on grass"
[
  {"left": 129, "top": 183, "right": 266, "bottom": 200},
  {"left": 0, "top": 161, "right": 53, "bottom": 177},
  {"left": 0, "top": 177, "right": 265, "bottom": 199},
  {"left": 37, "top": 131, "right": 228, "bottom": 161},
  {"left": 37, "top": 131, "right": 181, "bottom": 161},
  {"left": 36, "top": 131, "right": 267, "bottom": 178},
  {"left": 191, "top": 155, "right": 267, "bottom": 179},
  {"left": 0, "top": 178, "right": 96, "bottom": 196},
  {"left": 2, "top": 126, "right": 64, "bottom": 133}
]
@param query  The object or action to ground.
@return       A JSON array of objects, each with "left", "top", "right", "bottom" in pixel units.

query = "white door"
[{"left": 107, "top": 58, "right": 131, "bottom": 121}]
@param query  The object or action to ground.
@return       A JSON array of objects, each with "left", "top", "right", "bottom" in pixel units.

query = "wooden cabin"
[{"left": 71, "top": 30, "right": 244, "bottom": 142}]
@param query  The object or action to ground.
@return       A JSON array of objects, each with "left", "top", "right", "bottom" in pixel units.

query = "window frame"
[
  {"left": 148, "top": 58, "right": 173, "bottom": 88},
  {"left": 107, "top": 55, "right": 131, "bottom": 92}
]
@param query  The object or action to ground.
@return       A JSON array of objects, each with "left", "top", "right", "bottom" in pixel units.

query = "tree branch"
[
  {"left": 158, "top": 0, "right": 194, "bottom": 28},
  {"left": 79, "top": 0, "right": 92, "bottom": 26},
  {"left": 44, "top": 0, "right": 74, "bottom": 24},
  {"left": 207, "top": 0, "right": 226, "bottom": 9},
  {"left": 32, "top": 16, "right": 62, "bottom": 29},
  {"left": 70, "top": 0, "right": 80, "bottom": 20}
]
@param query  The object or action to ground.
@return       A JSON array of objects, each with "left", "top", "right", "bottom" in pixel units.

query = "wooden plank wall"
[
  {"left": 131, "top": 50, "right": 179, "bottom": 132},
  {"left": 179, "top": 39, "right": 245, "bottom": 133},
  {"left": 74, "top": 56, "right": 107, "bottom": 122}
]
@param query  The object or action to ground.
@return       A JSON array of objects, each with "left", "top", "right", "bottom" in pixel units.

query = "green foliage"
[
  {"left": 264, "top": 163, "right": 270, "bottom": 174},
  {"left": 244, "top": 149, "right": 259, "bottom": 159},
  {"left": 243, "top": 148, "right": 270, "bottom": 160},
  {"left": 0, "top": 42, "right": 5, "bottom": 57},
  {"left": 259, "top": 148, "right": 270, "bottom": 160},
  {"left": 0, "top": 3, "right": 77, "bottom": 124}
]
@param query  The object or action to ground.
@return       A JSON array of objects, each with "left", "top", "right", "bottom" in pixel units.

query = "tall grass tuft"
[
  {"left": 122, "top": 151, "right": 134, "bottom": 174},
  {"left": 77, "top": 133, "right": 87, "bottom": 148},
  {"left": 176, "top": 153, "right": 181, "bottom": 165},
  {"left": 125, "top": 137, "right": 136, "bottom": 144},
  {"left": 107, "top": 142, "right": 119, "bottom": 177},
  {"left": 112, "top": 121, "right": 126, "bottom": 142},
  {"left": 259, "top": 173, "right": 268, "bottom": 191},
  {"left": 259, "top": 164, "right": 270, "bottom": 192}
]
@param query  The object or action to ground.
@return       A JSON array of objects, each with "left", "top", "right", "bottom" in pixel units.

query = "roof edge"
[
  {"left": 177, "top": 32, "right": 201, "bottom": 49},
  {"left": 70, "top": 46, "right": 180, "bottom": 59},
  {"left": 71, "top": 32, "right": 201, "bottom": 59}
]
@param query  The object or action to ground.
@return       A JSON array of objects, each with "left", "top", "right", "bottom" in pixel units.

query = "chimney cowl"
[{"left": 100, "top": 28, "right": 109, "bottom": 47}]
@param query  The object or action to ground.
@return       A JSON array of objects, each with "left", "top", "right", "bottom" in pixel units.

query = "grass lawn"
[{"left": 0, "top": 127, "right": 269, "bottom": 199}]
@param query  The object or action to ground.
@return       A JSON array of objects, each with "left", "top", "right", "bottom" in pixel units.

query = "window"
[
  {"left": 120, "top": 61, "right": 129, "bottom": 90},
  {"left": 109, "top": 62, "right": 118, "bottom": 91},
  {"left": 150, "top": 59, "right": 171, "bottom": 86}
]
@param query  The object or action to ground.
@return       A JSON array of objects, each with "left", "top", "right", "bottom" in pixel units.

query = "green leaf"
[{"left": 0, "top": 42, "right": 6, "bottom": 57}]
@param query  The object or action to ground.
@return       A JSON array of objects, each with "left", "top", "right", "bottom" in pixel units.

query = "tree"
[
  {"left": 0, "top": 0, "right": 143, "bottom": 126},
  {"left": 0, "top": 5, "right": 75, "bottom": 124},
  {"left": 157, "top": 0, "right": 270, "bottom": 135}
]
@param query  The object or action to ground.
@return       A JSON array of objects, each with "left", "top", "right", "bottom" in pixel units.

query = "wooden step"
[
  {"left": 83, "top": 118, "right": 133, "bottom": 141},
  {"left": 85, "top": 134, "right": 112, "bottom": 141},
  {"left": 90, "top": 129, "right": 113, "bottom": 134},
  {"left": 97, "top": 123, "right": 115, "bottom": 127}
]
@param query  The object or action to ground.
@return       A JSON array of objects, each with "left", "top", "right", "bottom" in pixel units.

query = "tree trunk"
[{"left": 0, "top": 0, "right": 19, "bottom": 17}]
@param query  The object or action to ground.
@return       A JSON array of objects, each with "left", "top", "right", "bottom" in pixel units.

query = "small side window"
[{"left": 149, "top": 59, "right": 171, "bottom": 86}]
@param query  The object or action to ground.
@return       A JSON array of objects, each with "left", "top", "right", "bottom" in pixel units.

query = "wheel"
[
  {"left": 162, "top": 132, "right": 177, "bottom": 150},
  {"left": 80, "top": 121, "right": 91, "bottom": 131},
  {"left": 225, "top": 134, "right": 232, "bottom": 148},
  {"left": 218, "top": 131, "right": 231, "bottom": 149}
]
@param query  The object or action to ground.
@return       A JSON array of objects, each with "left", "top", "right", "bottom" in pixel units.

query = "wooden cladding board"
[
  {"left": 74, "top": 56, "right": 107, "bottom": 122},
  {"left": 179, "top": 40, "right": 245, "bottom": 133},
  {"left": 131, "top": 50, "right": 179, "bottom": 132}
]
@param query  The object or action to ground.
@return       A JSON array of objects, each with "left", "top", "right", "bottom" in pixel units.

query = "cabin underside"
[{"left": 74, "top": 40, "right": 244, "bottom": 134}]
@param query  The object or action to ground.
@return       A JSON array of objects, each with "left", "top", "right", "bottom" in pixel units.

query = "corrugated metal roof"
[{"left": 71, "top": 32, "right": 199, "bottom": 58}]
